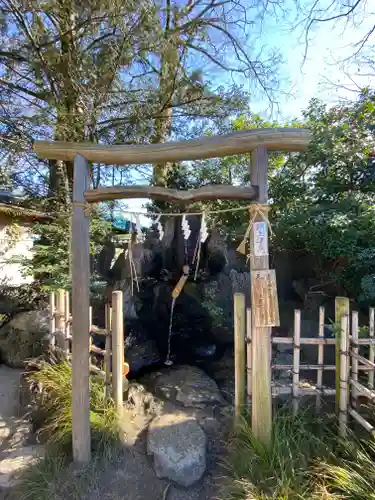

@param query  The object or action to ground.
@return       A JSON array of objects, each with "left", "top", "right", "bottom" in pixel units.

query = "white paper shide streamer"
[
  {"left": 155, "top": 215, "right": 164, "bottom": 241},
  {"left": 194, "top": 212, "right": 208, "bottom": 280},
  {"left": 181, "top": 215, "right": 191, "bottom": 241},
  {"left": 200, "top": 213, "right": 208, "bottom": 243},
  {"left": 135, "top": 214, "right": 144, "bottom": 242}
]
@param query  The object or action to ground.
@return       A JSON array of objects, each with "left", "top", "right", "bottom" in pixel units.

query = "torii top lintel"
[{"left": 33, "top": 128, "right": 311, "bottom": 166}]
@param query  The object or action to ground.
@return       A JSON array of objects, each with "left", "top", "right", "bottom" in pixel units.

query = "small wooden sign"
[
  {"left": 253, "top": 221, "right": 268, "bottom": 257},
  {"left": 251, "top": 269, "right": 280, "bottom": 327}
]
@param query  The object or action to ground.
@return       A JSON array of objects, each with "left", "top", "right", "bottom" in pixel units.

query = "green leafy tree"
[
  {"left": 189, "top": 113, "right": 297, "bottom": 241},
  {"left": 271, "top": 94, "right": 375, "bottom": 303},
  {"left": 187, "top": 94, "right": 375, "bottom": 305},
  {"left": 0, "top": 0, "right": 283, "bottom": 287}
]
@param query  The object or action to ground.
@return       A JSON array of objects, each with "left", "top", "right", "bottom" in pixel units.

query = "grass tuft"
[
  {"left": 25, "top": 359, "right": 118, "bottom": 451},
  {"left": 223, "top": 408, "right": 334, "bottom": 499},
  {"left": 15, "top": 359, "right": 124, "bottom": 500},
  {"left": 222, "top": 407, "right": 375, "bottom": 500},
  {"left": 317, "top": 436, "right": 375, "bottom": 500}
]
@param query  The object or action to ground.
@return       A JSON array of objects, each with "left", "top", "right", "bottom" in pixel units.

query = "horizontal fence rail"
[
  {"left": 236, "top": 297, "right": 375, "bottom": 438},
  {"left": 48, "top": 289, "right": 127, "bottom": 408}
]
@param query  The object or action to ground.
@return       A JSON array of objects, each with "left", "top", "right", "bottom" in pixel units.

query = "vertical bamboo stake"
[
  {"left": 71, "top": 154, "right": 91, "bottom": 464},
  {"left": 351, "top": 311, "right": 359, "bottom": 408},
  {"left": 335, "top": 297, "right": 350, "bottom": 413},
  {"left": 316, "top": 306, "right": 325, "bottom": 411},
  {"left": 112, "top": 291, "right": 123, "bottom": 413},
  {"left": 249, "top": 147, "right": 272, "bottom": 447},
  {"left": 369, "top": 307, "right": 375, "bottom": 389},
  {"left": 246, "top": 307, "right": 252, "bottom": 405},
  {"left": 234, "top": 293, "right": 246, "bottom": 423},
  {"left": 292, "top": 310, "right": 301, "bottom": 416},
  {"left": 89, "top": 306, "right": 93, "bottom": 330},
  {"left": 339, "top": 314, "right": 349, "bottom": 437},
  {"left": 104, "top": 303, "right": 112, "bottom": 400},
  {"left": 64, "top": 291, "right": 70, "bottom": 355},
  {"left": 49, "top": 291, "right": 56, "bottom": 348},
  {"left": 88, "top": 306, "right": 93, "bottom": 369},
  {"left": 56, "top": 289, "right": 65, "bottom": 350}
]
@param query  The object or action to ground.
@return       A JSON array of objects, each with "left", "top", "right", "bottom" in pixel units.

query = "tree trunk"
[
  {"left": 49, "top": 0, "right": 86, "bottom": 204},
  {"left": 151, "top": 1, "right": 179, "bottom": 187}
]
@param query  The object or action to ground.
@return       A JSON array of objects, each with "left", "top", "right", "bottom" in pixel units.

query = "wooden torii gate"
[{"left": 34, "top": 128, "right": 311, "bottom": 464}]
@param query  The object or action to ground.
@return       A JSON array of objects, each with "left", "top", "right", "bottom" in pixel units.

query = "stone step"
[{"left": 0, "top": 445, "right": 45, "bottom": 490}]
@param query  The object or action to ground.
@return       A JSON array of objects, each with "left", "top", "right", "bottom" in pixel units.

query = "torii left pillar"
[{"left": 71, "top": 154, "right": 91, "bottom": 463}]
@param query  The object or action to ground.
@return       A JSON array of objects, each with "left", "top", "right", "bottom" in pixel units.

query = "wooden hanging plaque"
[{"left": 251, "top": 269, "right": 280, "bottom": 327}]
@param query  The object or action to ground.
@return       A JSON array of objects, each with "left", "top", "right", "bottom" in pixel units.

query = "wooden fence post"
[
  {"left": 71, "top": 154, "right": 91, "bottom": 464},
  {"left": 49, "top": 292, "right": 56, "bottom": 347},
  {"left": 64, "top": 291, "right": 70, "bottom": 355},
  {"left": 56, "top": 289, "right": 65, "bottom": 350},
  {"left": 335, "top": 297, "right": 350, "bottom": 414},
  {"left": 246, "top": 307, "right": 252, "bottom": 405},
  {"left": 369, "top": 307, "right": 374, "bottom": 389},
  {"left": 104, "top": 303, "right": 112, "bottom": 400},
  {"left": 316, "top": 306, "right": 325, "bottom": 411},
  {"left": 249, "top": 147, "right": 272, "bottom": 448},
  {"left": 112, "top": 291, "right": 123, "bottom": 413},
  {"left": 234, "top": 293, "right": 246, "bottom": 423},
  {"left": 89, "top": 306, "right": 92, "bottom": 330},
  {"left": 292, "top": 310, "right": 301, "bottom": 416},
  {"left": 339, "top": 314, "right": 349, "bottom": 437},
  {"left": 351, "top": 311, "right": 359, "bottom": 408}
]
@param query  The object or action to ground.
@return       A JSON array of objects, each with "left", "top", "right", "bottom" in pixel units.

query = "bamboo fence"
[
  {"left": 48, "top": 289, "right": 126, "bottom": 410},
  {"left": 233, "top": 293, "right": 375, "bottom": 438}
]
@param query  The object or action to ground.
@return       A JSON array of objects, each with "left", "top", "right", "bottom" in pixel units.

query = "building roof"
[{"left": 0, "top": 192, "right": 50, "bottom": 222}]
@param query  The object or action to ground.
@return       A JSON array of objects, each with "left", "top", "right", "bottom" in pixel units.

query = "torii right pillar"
[{"left": 249, "top": 147, "right": 274, "bottom": 447}]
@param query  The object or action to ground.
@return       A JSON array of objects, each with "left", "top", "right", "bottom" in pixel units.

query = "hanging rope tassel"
[{"left": 125, "top": 215, "right": 140, "bottom": 296}]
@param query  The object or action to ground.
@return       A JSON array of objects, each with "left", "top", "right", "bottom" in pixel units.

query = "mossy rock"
[{"left": 0, "top": 310, "right": 49, "bottom": 368}]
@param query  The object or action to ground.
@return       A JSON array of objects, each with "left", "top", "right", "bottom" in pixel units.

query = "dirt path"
[
  {"left": 0, "top": 366, "right": 225, "bottom": 500},
  {"left": 0, "top": 366, "right": 23, "bottom": 419},
  {"left": 0, "top": 366, "right": 32, "bottom": 455}
]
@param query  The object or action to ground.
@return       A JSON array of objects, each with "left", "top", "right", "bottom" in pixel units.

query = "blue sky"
[
  {"left": 250, "top": 6, "right": 374, "bottom": 120},
  {"left": 118, "top": 5, "right": 375, "bottom": 223}
]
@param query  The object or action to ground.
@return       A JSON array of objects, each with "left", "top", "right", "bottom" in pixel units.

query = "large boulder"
[
  {"left": 145, "top": 365, "right": 224, "bottom": 408},
  {"left": 0, "top": 310, "right": 49, "bottom": 368},
  {"left": 125, "top": 329, "right": 161, "bottom": 375},
  {"left": 91, "top": 320, "right": 161, "bottom": 376},
  {"left": 147, "top": 412, "right": 207, "bottom": 487},
  {"left": 0, "top": 417, "right": 32, "bottom": 450},
  {"left": 120, "top": 382, "right": 163, "bottom": 447},
  {"left": 206, "top": 348, "right": 235, "bottom": 404}
]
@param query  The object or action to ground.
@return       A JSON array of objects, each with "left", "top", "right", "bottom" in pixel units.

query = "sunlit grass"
[
  {"left": 18, "top": 361, "right": 375, "bottom": 500},
  {"left": 25, "top": 359, "right": 118, "bottom": 450},
  {"left": 222, "top": 407, "right": 375, "bottom": 499},
  {"left": 15, "top": 359, "right": 123, "bottom": 500}
]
